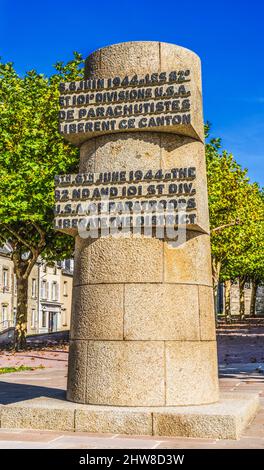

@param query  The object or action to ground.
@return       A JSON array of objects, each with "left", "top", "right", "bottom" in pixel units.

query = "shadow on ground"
[
  {"left": 219, "top": 362, "right": 264, "bottom": 380},
  {"left": 0, "top": 381, "right": 66, "bottom": 405},
  {"left": 1, "top": 362, "right": 264, "bottom": 405}
]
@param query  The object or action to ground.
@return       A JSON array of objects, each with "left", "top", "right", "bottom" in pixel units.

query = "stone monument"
[{"left": 54, "top": 41, "right": 259, "bottom": 438}]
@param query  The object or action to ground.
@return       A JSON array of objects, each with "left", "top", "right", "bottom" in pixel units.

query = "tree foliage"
[
  {"left": 0, "top": 53, "right": 84, "bottom": 348},
  {"left": 0, "top": 52, "right": 84, "bottom": 254},
  {"left": 205, "top": 123, "right": 264, "bottom": 316}
]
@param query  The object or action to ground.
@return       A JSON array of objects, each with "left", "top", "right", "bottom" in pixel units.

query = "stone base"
[{"left": 0, "top": 392, "right": 259, "bottom": 440}]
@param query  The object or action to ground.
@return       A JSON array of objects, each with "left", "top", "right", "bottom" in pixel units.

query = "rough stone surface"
[
  {"left": 79, "top": 133, "right": 162, "bottom": 174},
  {"left": 79, "top": 139, "right": 96, "bottom": 172},
  {"left": 94, "top": 132, "right": 162, "bottom": 173},
  {"left": 86, "top": 341, "right": 165, "bottom": 406},
  {"left": 159, "top": 42, "right": 202, "bottom": 92},
  {"left": 75, "top": 407, "right": 152, "bottom": 435},
  {"left": 67, "top": 341, "right": 87, "bottom": 403},
  {"left": 85, "top": 42, "right": 160, "bottom": 80},
  {"left": 198, "top": 285, "right": 216, "bottom": 340},
  {"left": 70, "top": 284, "right": 124, "bottom": 340},
  {"left": 0, "top": 393, "right": 259, "bottom": 440},
  {"left": 73, "top": 235, "right": 163, "bottom": 286},
  {"left": 165, "top": 341, "right": 219, "bottom": 405},
  {"left": 160, "top": 136, "right": 209, "bottom": 233},
  {"left": 164, "top": 232, "right": 213, "bottom": 285},
  {"left": 124, "top": 283, "right": 200, "bottom": 340},
  {"left": 153, "top": 393, "right": 260, "bottom": 439},
  {"left": 1, "top": 399, "right": 74, "bottom": 432}
]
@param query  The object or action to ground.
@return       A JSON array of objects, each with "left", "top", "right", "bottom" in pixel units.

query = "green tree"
[
  {"left": 205, "top": 124, "right": 248, "bottom": 312},
  {"left": 0, "top": 53, "right": 84, "bottom": 350},
  {"left": 247, "top": 192, "right": 264, "bottom": 317},
  {"left": 219, "top": 185, "right": 264, "bottom": 320},
  {"left": 226, "top": 187, "right": 264, "bottom": 319},
  {"left": 205, "top": 124, "right": 264, "bottom": 320}
]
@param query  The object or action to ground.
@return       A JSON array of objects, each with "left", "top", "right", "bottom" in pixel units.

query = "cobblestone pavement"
[{"left": 0, "top": 363, "right": 263, "bottom": 448}]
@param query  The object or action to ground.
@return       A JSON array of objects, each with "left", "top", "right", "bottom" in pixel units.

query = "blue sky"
[{"left": 1, "top": 0, "right": 263, "bottom": 185}]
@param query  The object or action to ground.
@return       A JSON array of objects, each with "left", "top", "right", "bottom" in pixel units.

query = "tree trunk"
[
  {"left": 4, "top": 223, "right": 46, "bottom": 350},
  {"left": 239, "top": 276, "right": 246, "bottom": 321},
  {"left": 224, "top": 279, "right": 231, "bottom": 323},
  {"left": 212, "top": 257, "right": 221, "bottom": 321},
  {"left": 213, "top": 284, "right": 218, "bottom": 319},
  {"left": 250, "top": 279, "right": 258, "bottom": 317},
  {"left": 14, "top": 277, "right": 28, "bottom": 351}
]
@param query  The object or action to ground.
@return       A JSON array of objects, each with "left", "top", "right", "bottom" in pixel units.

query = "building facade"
[
  {"left": 0, "top": 247, "right": 15, "bottom": 331},
  {"left": 37, "top": 259, "right": 73, "bottom": 334},
  {"left": 0, "top": 247, "right": 73, "bottom": 334}
]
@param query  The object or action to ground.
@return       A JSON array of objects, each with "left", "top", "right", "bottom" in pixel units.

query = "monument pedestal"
[
  {"left": 62, "top": 43, "right": 220, "bottom": 409},
  {"left": 53, "top": 41, "right": 259, "bottom": 439},
  {"left": 0, "top": 392, "right": 259, "bottom": 439}
]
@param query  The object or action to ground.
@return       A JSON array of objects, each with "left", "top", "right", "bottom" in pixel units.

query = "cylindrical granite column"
[{"left": 67, "top": 42, "right": 219, "bottom": 407}]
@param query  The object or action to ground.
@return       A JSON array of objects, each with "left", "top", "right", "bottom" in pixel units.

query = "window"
[
  {"left": 64, "top": 259, "right": 71, "bottom": 270},
  {"left": 14, "top": 276, "right": 17, "bottom": 295},
  {"left": 63, "top": 281, "right": 68, "bottom": 296},
  {"left": 31, "top": 309, "right": 36, "bottom": 328},
  {"left": 52, "top": 282, "right": 58, "bottom": 301},
  {"left": 41, "top": 280, "right": 47, "bottom": 299},
  {"left": 1, "top": 304, "right": 8, "bottom": 322},
  {"left": 42, "top": 311, "right": 46, "bottom": 328},
  {"left": 32, "top": 278, "right": 37, "bottom": 298},
  {"left": 3, "top": 268, "right": 9, "bottom": 291}
]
